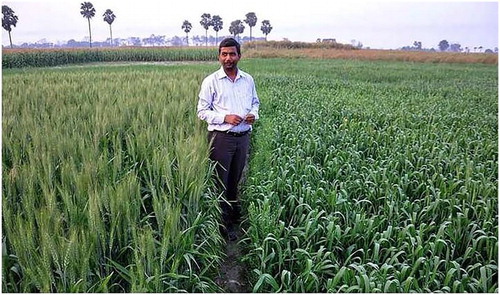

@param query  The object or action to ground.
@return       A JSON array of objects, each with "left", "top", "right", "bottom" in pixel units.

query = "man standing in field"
[{"left": 197, "top": 38, "right": 260, "bottom": 241}]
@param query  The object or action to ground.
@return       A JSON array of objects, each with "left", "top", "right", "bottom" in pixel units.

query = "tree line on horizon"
[
  {"left": 2, "top": 3, "right": 495, "bottom": 53},
  {"left": 182, "top": 12, "right": 273, "bottom": 46},
  {"left": 1, "top": 2, "right": 273, "bottom": 49},
  {"left": 400, "top": 40, "right": 497, "bottom": 54}
]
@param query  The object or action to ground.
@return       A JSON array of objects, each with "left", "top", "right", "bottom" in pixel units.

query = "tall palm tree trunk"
[
  {"left": 109, "top": 24, "right": 113, "bottom": 46},
  {"left": 87, "top": 18, "right": 92, "bottom": 48},
  {"left": 8, "top": 31, "right": 13, "bottom": 48}
]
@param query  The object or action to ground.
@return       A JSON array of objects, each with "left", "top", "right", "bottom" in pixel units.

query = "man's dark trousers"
[{"left": 209, "top": 130, "right": 250, "bottom": 225}]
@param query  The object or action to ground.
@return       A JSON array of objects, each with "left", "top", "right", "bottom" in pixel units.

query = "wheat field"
[{"left": 2, "top": 56, "right": 498, "bottom": 292}]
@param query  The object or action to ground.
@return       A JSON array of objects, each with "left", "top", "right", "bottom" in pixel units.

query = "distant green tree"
[
  {"left": 212, "top": 15, "right": 223, "bottom": 45},
  {"left": 438, "top": 40, "right": 449, "bottom": 52},
  {"left": 200, "top": 13, "right": 212, "bottom": 46},
  {"left": 413, "top": 41, "right": 422, "bottom": 50},
  {"left": 449, "top": 43, "right": 462, "bottom": 52},
  {"left": 80, "top": 2, "right": 96, "bottom": 48},
  {"left": 244, "top": 12, "right": 257, "bottom": 41},
  {"left": 2, "top": 5, "right": 18, "bottom": 48},
  {"left": 229, "top": 20, "right": 245, "bottom": 42},
  {"left": 103, "top": 9, "right": 116, "bottom": 46},
  {"left": 182, "top": 20, "right": 192, "bottom": 46},
  {"left": 260, "top": 20, "right": 272, "bottom": 41}
]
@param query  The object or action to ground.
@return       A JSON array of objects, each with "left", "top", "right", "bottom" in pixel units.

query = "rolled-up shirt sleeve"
[
  {"left": 197, "top": 78, "right": 225, "bottom": 124},
  {"left": 249, "top": 81, "right": 260, "bottom": 120}
]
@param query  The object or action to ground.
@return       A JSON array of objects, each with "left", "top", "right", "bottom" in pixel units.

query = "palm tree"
[
  {"left": 244, "top": 12, "right": 257, "bottom": 41},
  {"left": 200, "top": 13, "right": 212, "bottom": 46},
  {"left": 211, "top": 15, "right": 223, "bottom": 45},
  {"left": 80, "top": 2, "right": 96, "bottom": 48},
  {"left": 2, "top": 5, "right": 18, "bottom": 48},
  {"left": 182, "top": 20, "right": 192, "bottom": 46},
  {"left": 438, "top": 40, "right": 449, "bottom": 52},
  {"left": 103, "top": 9, "right": 116, "bottom": 46},
  {"left": 261, "top": 20, "right": 272, "bottom": 41},
  {"left": 229, "top": 20, "right": 245, "bottom": 42}
]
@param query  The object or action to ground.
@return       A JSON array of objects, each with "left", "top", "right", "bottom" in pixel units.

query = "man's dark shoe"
[
  {"left": 220, "top": 222, "right": 237, "bottom": 241},
  {"left": 227, "top": 230, "right": 238, "bottom": 241},
  {"left": 225, "top": 222, "right": 239, "bottom": 241},
  {"left": 231, "top": 202, "right": 242, "bottom": 223}
]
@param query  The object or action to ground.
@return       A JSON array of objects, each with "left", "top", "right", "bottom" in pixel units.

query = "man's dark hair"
[{"left": 219, "top": 37, "right": 241, "bottom": 55}]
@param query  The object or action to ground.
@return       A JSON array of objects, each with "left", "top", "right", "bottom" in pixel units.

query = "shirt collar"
[{"left": 216, "top": 66, "right": 246, "bottom": 81}]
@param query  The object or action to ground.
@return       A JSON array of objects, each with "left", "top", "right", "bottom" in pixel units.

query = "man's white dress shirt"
[{"left": 197, "top": 67, "right": 260, "bottom": 133}]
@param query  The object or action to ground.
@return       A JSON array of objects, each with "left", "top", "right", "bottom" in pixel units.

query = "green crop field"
[
  {"left": 2, "top": 57, "right": 498, "bottom": 292},
  {"left": 243, "top": 59, "right": 498, "bottom": 292}
]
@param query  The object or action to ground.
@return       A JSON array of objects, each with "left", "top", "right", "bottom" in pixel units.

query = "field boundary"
[
  {"left": 244, "top": 47, "right": 498, "bottom": 64},
  {"left": 2, "top": 46, "right": 497, "bottom": 68}
]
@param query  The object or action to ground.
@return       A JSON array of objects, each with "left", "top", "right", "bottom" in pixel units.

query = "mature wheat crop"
[
  {"left": 2, "top": 47, "right": 216, "bottom": 68},
  {"left": 2, "top": 63, "right": 225, "bottom": 292},
  {"left": 241, "top": 59, "right": 498, "bottom": 292},
  {"left": 244, "top": 47, "right": 498, "bottom": 64}
]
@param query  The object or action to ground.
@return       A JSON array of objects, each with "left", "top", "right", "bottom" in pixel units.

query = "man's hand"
[
  {"left": 245, "top": 114, "right": 256, "bottom": 124},
  {"left": 224, "top": 114, "right": 243, "bottom": 126}
]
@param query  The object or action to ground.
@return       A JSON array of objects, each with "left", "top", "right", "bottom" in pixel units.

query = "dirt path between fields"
[
  {"left": 214, "top": 150, "right": 252, "bottom": 293},
  {"left": 215, "top": 233, "right": 251, "bottom": 293}
]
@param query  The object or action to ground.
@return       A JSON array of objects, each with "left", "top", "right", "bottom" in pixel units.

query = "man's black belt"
[{"left": 213, "top": 129, "right": 250, "bottom": 137}]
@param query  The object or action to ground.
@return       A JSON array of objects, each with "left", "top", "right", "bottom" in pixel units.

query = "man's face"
[{"left": 219, "top": 46, "right": 240, "bottom": 70}]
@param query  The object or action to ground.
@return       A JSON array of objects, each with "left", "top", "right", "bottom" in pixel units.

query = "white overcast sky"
[{"left": 1, "top": 0, "right": 498, "bottom": 50}]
